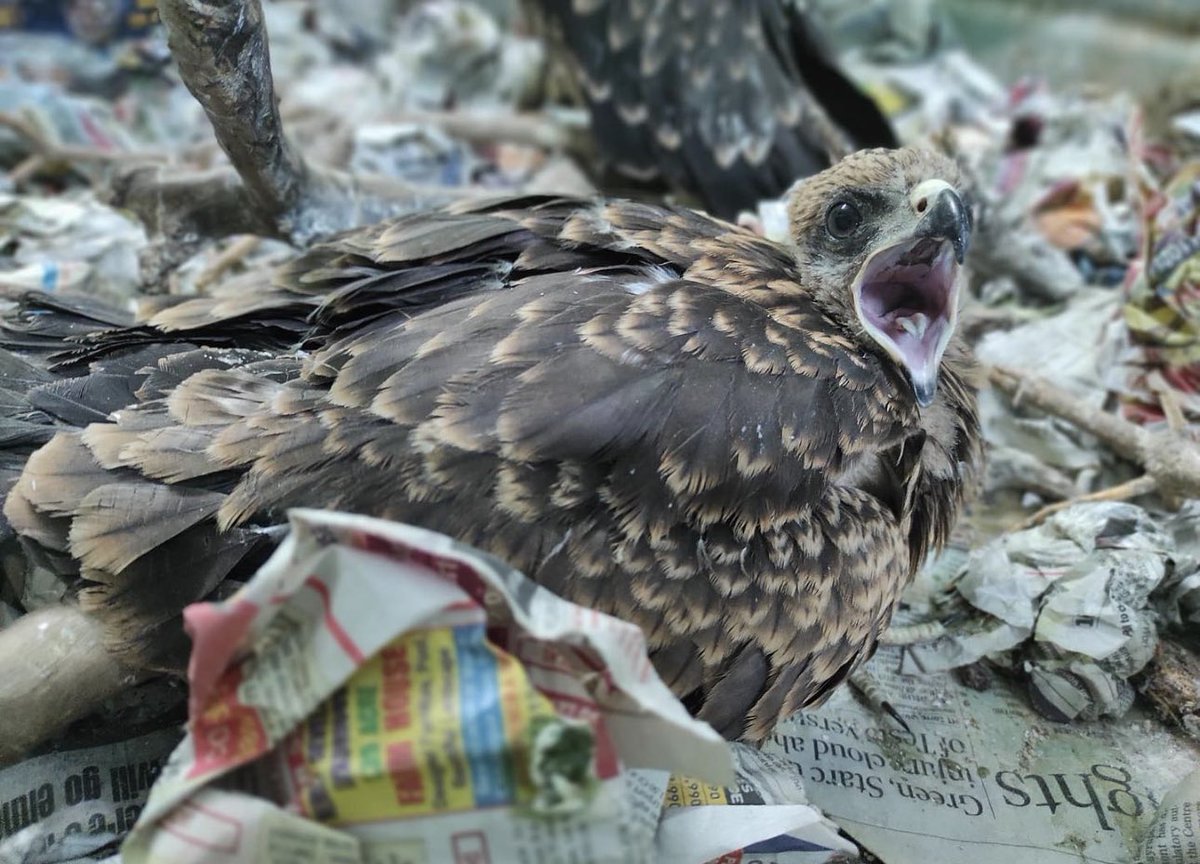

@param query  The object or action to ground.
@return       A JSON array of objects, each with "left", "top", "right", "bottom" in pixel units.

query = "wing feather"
[
  {"left": 69, "top": 483, "right": 225, "bottom": 575},
  {"left": 530, "top": 0, "right": 897, "bottom": 217},
  {"left": 0, "top": 192, "right": 974, "bottom": 744}
]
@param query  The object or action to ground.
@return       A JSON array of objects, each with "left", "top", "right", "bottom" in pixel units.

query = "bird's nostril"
[{"left": 916, "top": 197, "right": 928, "bottom": 214}]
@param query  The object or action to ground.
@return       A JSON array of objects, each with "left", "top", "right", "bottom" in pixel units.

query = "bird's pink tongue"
[
  {"left": 860, "top": 280, "right": 948, "bottom": 355},
  {"left": 857, "top": 240, "right": 956, "bottom": 406},
  {"left": 888, "top": 311, "right": 946, "bottom": 404}
]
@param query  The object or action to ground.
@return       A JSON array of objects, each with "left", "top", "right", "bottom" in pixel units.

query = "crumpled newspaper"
[
  {"left": 1154, "top": 500, "right": 1200, "bottom": 628},
  {"left": 376, "top": 0, "right": 544, "bottom": 112},
  {"left": 826, "top": 44, "right": 1115, "bottom": 304},
  {"left": 1121, "top": 159, "right": 1200, "bottom": 427},
  {"left": 2, "top": 0, "right": 545, "bottom": 198},
  {"left": 0, "top": 729, "right": 182, "bottom": 864},
  {"left": 0, "top": 81, "right": 141, "bottom": 165},
  {"left": 997, "top": 85, "right": 1140, "bottom": 262},
  {"left": 975, "top": 287, "right": 1131, "bottom": 502},
  {"left": 273, "top": 0, "right": 547, "bottom": 188},
  {"left": 0, "top": 32, "right": 202, "bottom": 166},
  {"left": 120, "top": 509, "right": 851, "bottom": 864},
  {"left": 962, "top": 83, "right": 1141, "bottom": 302},
  {"left": 0, "top": 190, "right": 144, "bottom": 307},
  {"left": 1140, "top": 767, "right": 1200, "bottom": 864},
  {"left": 768, "top": 642, "right": 1200, "bottom": 864},
  {"left": 350, "top": 123, "right": 475, "bottom": 186},
  {"left": 895, "top": 502, "right": 1192, "bottom": 723},
  {"left": 848, "top": 49, "right": 1007, "bottom": 143},
  {"left": 276, "top": 0, "right": 543, "bottom": 127}
]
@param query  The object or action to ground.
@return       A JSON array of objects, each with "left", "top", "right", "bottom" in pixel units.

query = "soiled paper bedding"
[
  {"left": 748, "top": 501, "right": 1200, "bottom": 864},
  {"left": 3, "top": 505, "right": 1198, "bottom": 864},
  {"left": 894, "top": 502, "right": 1196, "bottom": 724},
  {"left": 95, "top": 509, "right": 850, "bottom": 864},
  {"left": 765, "top": 650, "right": 1200, "bottom": 864}
]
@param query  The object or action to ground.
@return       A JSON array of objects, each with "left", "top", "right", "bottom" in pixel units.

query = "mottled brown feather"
[
  {"left": 0, "top": 150, "right": 980, "bottom": 743},
  {"left": 523, "top": 0, "right": 896, "bottom": 218}
]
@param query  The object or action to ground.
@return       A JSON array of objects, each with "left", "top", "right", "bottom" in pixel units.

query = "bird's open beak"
[{"left": 852, "top": 181, "right": 971, "bottom": 408}]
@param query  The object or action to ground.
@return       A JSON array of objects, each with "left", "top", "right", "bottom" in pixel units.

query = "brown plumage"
[
  {"left": 524, "top": 0, "right": 898, "bottom": 218},
  {"left": 2, "top": 147, "right": 979, "bottom": 742}
]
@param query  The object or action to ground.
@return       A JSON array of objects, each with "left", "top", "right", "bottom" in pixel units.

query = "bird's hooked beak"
[{"left": 852, "top": 180, "right": 971, "bottom": 408}]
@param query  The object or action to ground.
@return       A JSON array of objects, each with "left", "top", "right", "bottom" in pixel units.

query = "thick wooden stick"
[
  {"left": 988, "top": 366, "right": 1144, "bottom": 458},
  {"left": 0, "top": 607, "right": 140, "bottom": 767},
  {"left": 1141, "top": 639, "right": 1200, "bottom": 740}
]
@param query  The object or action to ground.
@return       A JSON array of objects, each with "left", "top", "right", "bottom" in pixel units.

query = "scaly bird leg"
[{"left": 111, "top": 0, "right": 467, "bottom": 260}]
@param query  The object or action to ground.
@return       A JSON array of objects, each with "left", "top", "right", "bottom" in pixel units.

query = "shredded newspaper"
[
  {"left": 115, "top": 509, "right": 850, "bottom": 864},
  {"left": 4, "top": 506, "right": 1198, "bottom": 864}
]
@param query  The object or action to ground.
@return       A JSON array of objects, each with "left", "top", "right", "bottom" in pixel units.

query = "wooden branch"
[
  {"left": 988, "top": 365, "right": 1200, "bottom": 504},
  {"left": 0, "top": 607, "right": 142, "bottom": 767},
  {"left": 0, "top": 111, "right": 166, "bottom": 188},
  {"left": 1140, "top": 639, "right": 1200, "bottom": 741}
]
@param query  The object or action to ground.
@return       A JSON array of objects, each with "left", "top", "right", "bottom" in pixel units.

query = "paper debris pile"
[
  {"left": 1121, "top": 159, "right": 1200, "bottom": 427},
  {"left": 883, "top": 502, "right": 1200, "bottom": 727},
  {"left": 766, "top": 642, "right": 1200, "bottom": 864},
  {"left": 0, "top": 190, "right": 145, "bottom": 307},
  {"left": 105, "top": 509, "right": 849, "bottom": 864},
  {"left": 5, "top": 504, "right": 1197, "bottom": 864}
]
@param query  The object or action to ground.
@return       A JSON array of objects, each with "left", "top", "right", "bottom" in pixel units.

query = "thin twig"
[
  {"left": 1016, "top": 475, "right": 1159, "bottom": 529},
  {"left": 0, "top": 112, "right": 168, "bottom": 186},
  {"left": 988, "top": 364, "right": 1200, "bottom": 510},
  {"left": 1141, "top": 640, "right": 1200, "bottom": 742},
  {"left": 1148, "top": 371, "right": 1188, "bottom": 433},
  {"left": 194, "top": 236, "right": 263, "bottom": 291},
  {"left": 8, "top": 154, "right": 46, "bottom": 187},
  {"left": 990, "top": 365, "right": 1144, "bottom": 457}
]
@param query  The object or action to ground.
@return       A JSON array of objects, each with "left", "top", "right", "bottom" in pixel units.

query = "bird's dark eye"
[{"left": 825, "top": 201, "right": 862, "bottom": 239}]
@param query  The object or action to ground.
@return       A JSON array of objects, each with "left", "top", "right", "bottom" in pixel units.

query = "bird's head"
[{"left": 786, "top": 147, "right": 972, "bottom": 408}]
